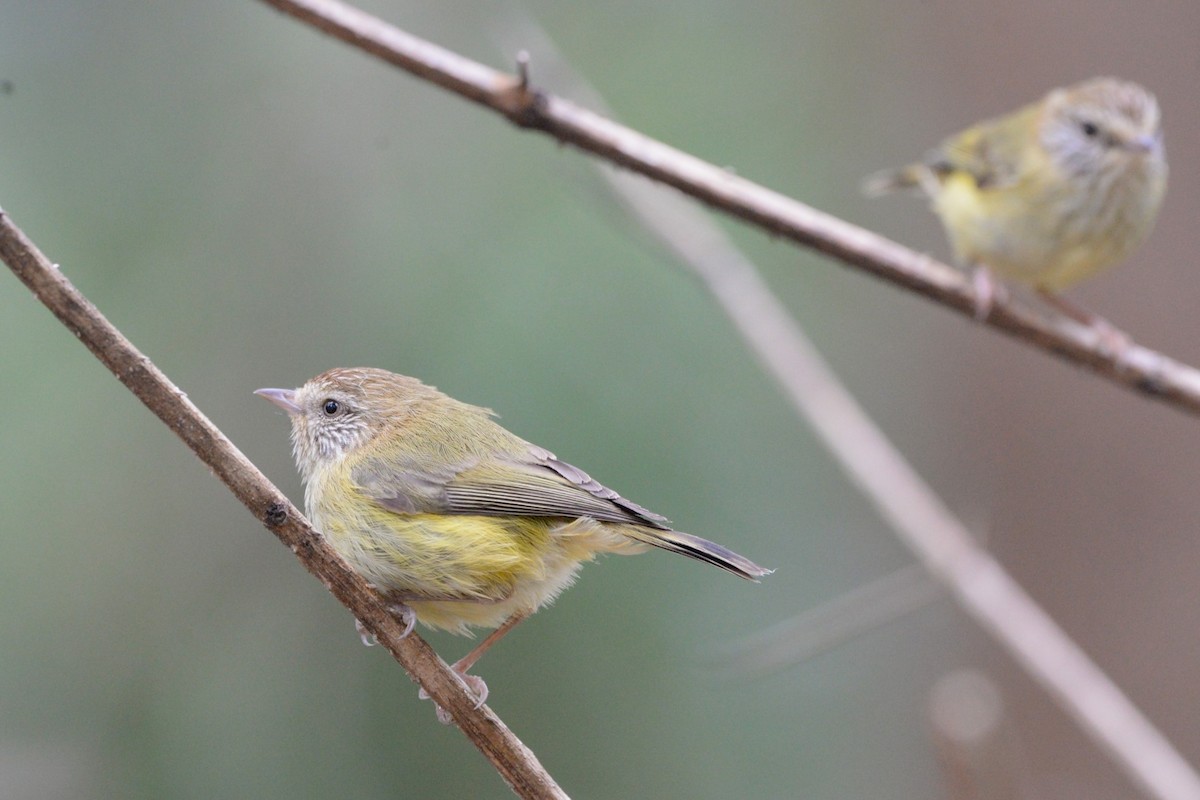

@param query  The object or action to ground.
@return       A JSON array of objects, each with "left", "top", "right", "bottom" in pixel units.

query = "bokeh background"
[{"left": 3, "top": 2, "right": 1199, "bottom": 798}]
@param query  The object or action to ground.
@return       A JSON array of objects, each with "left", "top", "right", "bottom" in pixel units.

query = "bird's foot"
[
  {"left": 388, "top": 603, "right": 417, "bottom": 638},
  {"left": 971, "top": 266, "right": 1007, "bottom": 321},
  {"left": 354, "top": 602, "right": 416, "bottom": 647},
  {"left": 354, "top": 619, "right": 377, "bottom": 647},
  {"left": 419, "top": 669, "right": 490, "bottom": 725},
  {"left": 416, "top": 612, "right": 524, "bottom": 723}
]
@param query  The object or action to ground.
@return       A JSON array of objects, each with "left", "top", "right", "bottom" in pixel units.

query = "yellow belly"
[{"left": 934, "top": 170, "right": 1150, "bottom": 292}]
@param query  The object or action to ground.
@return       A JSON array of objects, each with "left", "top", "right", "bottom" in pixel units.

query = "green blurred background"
[{"left": 3, "top": 2, "right": 1199, "bottom": 798}]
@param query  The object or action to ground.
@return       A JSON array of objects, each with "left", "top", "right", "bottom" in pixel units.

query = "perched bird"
[
  {"left": 257, "top": 367, "right": 769, "bottom": 714},
  {"left": 864, "top": 76, "right": 1167, "bottom": 325}
]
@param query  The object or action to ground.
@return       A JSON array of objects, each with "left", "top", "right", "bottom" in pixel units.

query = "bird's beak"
[
  {"left": 1124, "top": 133, "right": 1161, "bottom": 154},
  {"left": 255, "top": 387, "right": 301, "bottom": 415}
]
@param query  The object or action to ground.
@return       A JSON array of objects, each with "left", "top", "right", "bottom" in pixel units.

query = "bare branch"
[
  {"left": 485, "top": 22, "right": 1200, "bottom": 800},
  {"left": 0, "top": 209, "right": 567, "bottom": 800},
  {"left": 257, "top": 0, "right": 1200, "bottom": 418}
]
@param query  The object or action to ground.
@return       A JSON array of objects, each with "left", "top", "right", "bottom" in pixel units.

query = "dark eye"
[
  {"left": 1080, "top": 120, "right": 1100, "bottom": 138},
  {"left": 322, "top": 399, "right": 340, "bottom": 416}
]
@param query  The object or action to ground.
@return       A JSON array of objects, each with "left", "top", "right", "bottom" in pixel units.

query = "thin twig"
[
  {"left": 484, "top": 22, "right": 1200, "bottom": 800},
  {"left": 0, "top": 209, "right": 567, "bottom": 800},
  {"left": 256, "top": 0, "right": 1200, "bottom": 419},
  {"left": 713, "top": 566, "right": 942, "bottom": 677}
]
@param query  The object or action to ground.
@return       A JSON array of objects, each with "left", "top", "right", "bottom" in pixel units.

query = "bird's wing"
[
  {"left": 352, "top": 445, "right": 672, "bottom": 529},
  {"left": 929, "top": 104, "right": 1037, "bottom": 190}
]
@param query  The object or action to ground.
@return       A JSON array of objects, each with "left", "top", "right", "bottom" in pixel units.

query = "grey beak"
[
  {"left": 1125, "top": 133, "right": 1161, "bottom": 154},
  {"left": 255, "top": 387, "right": 301, "bottom": 415}
]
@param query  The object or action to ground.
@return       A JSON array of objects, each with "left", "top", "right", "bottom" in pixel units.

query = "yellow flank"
[{"left": 865, "top": 77, "right": 1167, "bottom": 293}]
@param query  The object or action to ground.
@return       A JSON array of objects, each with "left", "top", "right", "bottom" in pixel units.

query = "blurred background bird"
[
  {"left": 864, "top": 76, "right": 1167, "bottom": 328},
  {"left": 257, "top": 367, "right": 769, "bottom": 715}
]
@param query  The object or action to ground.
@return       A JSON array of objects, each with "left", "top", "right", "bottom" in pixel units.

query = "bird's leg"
[
  {"left": 453, "top": 611, "right": 529, "bottom": 677},
  {"left": 970, "top": 264, "right": 1007, "bottom": 321},
  {"left": 419, "top": 611, "right": 530, "bottom": 724},
  {"left": 1036, "top": 287, "right": 1099, "bottom": 325},
  {"left": 1036, "top": 288, "right": 1132, "bottom": 363}
]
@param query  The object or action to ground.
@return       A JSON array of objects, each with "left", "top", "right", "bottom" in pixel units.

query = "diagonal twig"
[
  {"left": 256, "top": 0, "right": 1200, "bottom": 419},
  {"left": 712, "top": 565, "right": 942, "bottom": 676},
  {"left": 0, "top": 209, "right": 567, "bottom": 800}
]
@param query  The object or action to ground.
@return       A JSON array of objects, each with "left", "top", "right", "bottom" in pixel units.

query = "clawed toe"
[
  {"left": 458, "top": 673, "right": 489, "bottom": 709},
  {"left": 355, "top": 619, "right": 378, "bottom": 647},
  {"left": 387, "top": 603, "right": 417, "bottom": 638},
  {"left": 354, "top": 603, "right": 416, "bottom": 646},
  {"left": 419, "top": 670, "right": 490, "bottom": 724}
]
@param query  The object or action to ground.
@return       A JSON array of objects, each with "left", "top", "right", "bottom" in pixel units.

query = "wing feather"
[
  {"left": 930, "top": 102, "right": 1039, "bottom": 190},
  {"left": 352, "top": 445, "right": 671, "bottom": 529}
]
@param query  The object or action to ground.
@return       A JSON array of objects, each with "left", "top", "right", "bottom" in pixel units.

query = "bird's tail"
[
  {"left": 624, "top": 527, "right": 772, "bottom": 581},
  {"left": 860, "top": 164, "right": 925, "bottom": 197}
]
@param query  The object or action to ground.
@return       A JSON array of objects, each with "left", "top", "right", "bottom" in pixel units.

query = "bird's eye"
[
  {"left": 1079, "top": 120, "right": 1100, "bottom": 138},
  {"left": 322, "top": 399, "right": 340, "bottom": 416}
]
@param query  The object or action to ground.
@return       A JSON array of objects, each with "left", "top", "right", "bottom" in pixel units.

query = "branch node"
[
  {"left": 493, "top": 50, "right": 545, "bottom": 128},
  {"left": 263, "top": 501, "right": 288, "bottom": 527},
  {"left": 516, "top": 49, "right": 530, "bottom": 91}
]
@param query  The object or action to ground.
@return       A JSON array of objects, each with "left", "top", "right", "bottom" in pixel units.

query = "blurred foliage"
[{"left": 2, "top": 2, "right": 1199, "bottom": 799}]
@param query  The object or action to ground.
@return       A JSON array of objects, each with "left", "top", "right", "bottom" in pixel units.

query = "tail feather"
[
  {"left": 861, "top": 165, "right": 924, "bottom": 197},
  {"left": 625, "top": 527, "right": 772, "bottom": 581}
]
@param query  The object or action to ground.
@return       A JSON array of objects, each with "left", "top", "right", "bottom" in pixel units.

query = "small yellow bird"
[
  {"left": 257, "top": 368, "right": 768, "bottom": 712},
  {"left": 864, "top": 76, "right": 1167, "bottom": 323}
]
